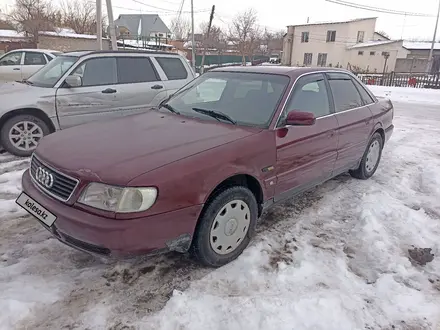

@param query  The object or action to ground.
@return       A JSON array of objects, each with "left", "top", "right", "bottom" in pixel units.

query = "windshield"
[
  {"left": 164, "top": 71, "right": 289, "bottom": 128},
  {"left": 27, "top": 55, "right": 78, "bottom": 87}
]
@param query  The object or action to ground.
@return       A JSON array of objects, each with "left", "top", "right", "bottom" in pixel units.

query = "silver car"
[
  {"left": 0, "top": 49, "right": 62, "bottom": 83},
  {"left": 0, "top": 50, "right": 196, "bottom": 156}
]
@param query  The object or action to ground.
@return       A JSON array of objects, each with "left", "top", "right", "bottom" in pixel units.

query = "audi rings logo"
[{"left": 35, "top": 167, "right": 54, "bottom": 189}]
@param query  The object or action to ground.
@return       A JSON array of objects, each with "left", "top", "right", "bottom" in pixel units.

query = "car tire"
[
  {"left": 350, "top": 132, "right": 383, "bottom": 180},
  {"left": 0, "top": 114, "right": 50, "bottom": 157},
  {"left": 190, "top": 186, "right": 258, "bottom": 267}
]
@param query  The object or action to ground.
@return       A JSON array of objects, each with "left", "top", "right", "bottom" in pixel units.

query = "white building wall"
[
  {"left": 287, "top": 18, "right": 376, "bottom": 68},
  {"left": 347, "top": 41, "right": 408, "bottom": 72},
  {"left": 346, "top": 41, "right": 410, "bottom": 72}
]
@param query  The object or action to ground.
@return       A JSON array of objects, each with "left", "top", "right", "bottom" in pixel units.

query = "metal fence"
[{"left": 356, "top": 72, "right": 440, "bottom": 89}]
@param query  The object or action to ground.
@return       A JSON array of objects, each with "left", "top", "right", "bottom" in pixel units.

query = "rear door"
[
  {"left": 22, "top": 51, "right": 48, "bottom": 80},
  {"left": 113, "top": 56, "right": 167, "bottom": 111},
  {"left": 55, "top": 56, "right": 120, "bottom": 128},
  {"left": 274, "top": 73, "right": 339, "bottom": 201},
  {"left": 152, "top": 55, "right": 194, "bottom": 97},
  {"left": 326, "top": 72, "right": 374, "bottom": 172},
  {"left": 0, "top": 51, "right": 24, "bottom": 82}
]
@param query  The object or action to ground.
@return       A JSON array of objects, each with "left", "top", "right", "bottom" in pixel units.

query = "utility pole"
[
  {"left": 106, "top": 0, "right": 118, "bottom": 50},
  {"left": 96, "top": 0, "right": 102, "bottom": 50},
  {"left": 190, "top": 0, "right": 196, "bottom": 73},
  {"left": 200, "top": 5, "right": 215, "bottom": 74},
  {"left": 427, "top": 0, "right": 440, "bottom": 73}
]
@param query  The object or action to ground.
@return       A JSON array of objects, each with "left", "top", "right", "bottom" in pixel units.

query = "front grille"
[{"left": 30, "top": 155, "right": 79, "bottom": 202}]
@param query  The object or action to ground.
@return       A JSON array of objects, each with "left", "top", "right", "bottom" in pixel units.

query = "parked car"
[
  {"left": 269, "top": 54, "right": 281, "bottom": 64},
  {"left": 17, "top": 66, "right": 394, "bottom": 267},
  {"left": 0, "top": 49, "right": 61, "bottom": 83},
  {"left": 0, "top": 50, "right": 195, "bottom": 156}
]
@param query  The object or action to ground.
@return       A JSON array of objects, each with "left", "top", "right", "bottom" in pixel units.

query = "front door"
[
  {"left": 56, "top": 56, "right": 167, "bottom": 129},
  {"left": 274, "top": 73, "right": 339, "bottom": 202},
  {"left": 0, "top": 51, "right": 24, "bottom": 83},
  {"left": 325, "top": 72, "right": 374, "bottom": 172}
]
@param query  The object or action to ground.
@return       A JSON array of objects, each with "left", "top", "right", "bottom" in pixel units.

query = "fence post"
[{"left": 389, "top": 71, "right": 395, "bottom": 87}]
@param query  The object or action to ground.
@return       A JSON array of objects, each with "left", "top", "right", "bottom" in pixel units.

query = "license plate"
[{"left": 16, "top": 192, "right": 57, "bottom": 227}]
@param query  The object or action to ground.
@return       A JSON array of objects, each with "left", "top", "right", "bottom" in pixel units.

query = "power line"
[
  {"left": 129, "top": 0, "right": 209, "bottom": 14},
  {"left": 325, "top": 0, "right": 436, "bottom": 17}
]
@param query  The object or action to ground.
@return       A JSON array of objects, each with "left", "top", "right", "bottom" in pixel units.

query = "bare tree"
[
  {"left": 10, "top": 0, "right": 56, "bottom": 43},
  {"left": 60, "top": 0, "right": 97, "bottom": 34},
  {"left": 170, "top": 17, "right": 191, "bottom": 40},
  {"left": 229, "top": 9, "right": 260, "bottom": 65}
]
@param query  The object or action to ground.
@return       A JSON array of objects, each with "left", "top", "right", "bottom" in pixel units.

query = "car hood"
[
  {"left": 36, "top": 110, "right": 261, "bottom": 185},
  {"left": 0, "top": 81, "right": 33, "bottom": 95}
]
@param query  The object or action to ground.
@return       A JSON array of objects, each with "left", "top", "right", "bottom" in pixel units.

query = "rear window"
[
  {"left": 155, "top": 57, "right": 188, "bottom": 80},
  {"left": 117, "top": 57, "right": 159, "bottom": 83}
]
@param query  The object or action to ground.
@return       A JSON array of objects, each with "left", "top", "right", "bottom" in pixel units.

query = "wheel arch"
[
  {"left": 203, "top": 173, "right": 264, "bottom": 217},
  {"left": 0, "top": 108, "right": 56, "bottom": 135}
]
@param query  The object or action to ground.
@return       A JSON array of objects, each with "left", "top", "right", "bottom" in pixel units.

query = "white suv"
[{"left": 0, "top": 50, "right": 196, "bottom": 156}]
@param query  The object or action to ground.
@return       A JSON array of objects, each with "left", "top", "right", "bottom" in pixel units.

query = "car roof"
[
  {"left": 6, "top": 49, "right": 61, "bottom": 53},
  {"left": 210, "top": 65, "right": 352, "bottom": 78},
  {"left": 62, "top": 50, "right": 180, "bottom": 57}
]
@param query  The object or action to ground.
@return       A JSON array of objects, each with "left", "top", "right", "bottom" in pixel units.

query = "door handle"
[
  {"left": 151, "top": 85, "right": 163, "bottom": 90},
  {"left": 13, "top": 68, "right": 20, "bottom": 71},
  {"left": 102, "top": 88, "right": 117, "bottom": 94}
]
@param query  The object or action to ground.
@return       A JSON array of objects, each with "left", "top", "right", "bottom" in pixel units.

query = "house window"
[
  {"left": 317, "top": 53, "right": 327, "bottom": 66},
  {"left": 357, "top": 31, "right": 365, "bottom": 43},
  {"left": 358, "top": 51, "right": 364, "bottom": 55},
  {"left": 326, "top": 30, "right": 336, "bottom": 42},
  {"left": 303, "top": 53, "right": 313, "bottom": 66},
  {"left": 370, "top": 51, "right": 376, "bottom": 55},
  {"left": 382, "top": 51, "right": 390, "bottom": 56},
  {"left": 301, "top": 32, "right": 309, "bottom": 43}
]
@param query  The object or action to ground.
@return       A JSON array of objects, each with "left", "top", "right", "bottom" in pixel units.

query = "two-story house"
[{"left": 282, "top": 17, "right": 409, "bottom": 72}]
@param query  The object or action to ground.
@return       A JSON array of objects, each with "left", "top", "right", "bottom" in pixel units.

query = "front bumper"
[{"left": 22, "top": 170, "right": 203, "bottom": 257}]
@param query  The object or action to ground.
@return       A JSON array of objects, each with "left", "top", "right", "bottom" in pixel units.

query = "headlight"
[{"left": 78, "top": 183, "right": 157, "bottom": 213}]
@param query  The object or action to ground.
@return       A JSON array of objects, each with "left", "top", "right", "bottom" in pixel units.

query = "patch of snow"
[
  {"left": 349, "top": 40, "right": 399, "bottom": 49},
  {"left": 39, "top": 30, "right": 98, "bottom": 40},
  {"left": 368, "top": 85, "right": 440, "bottom": 105},
  {"left": 403, "top": 41, "right": 440, "bottom": 50},
  {"left": 0, "top": 29, "right": 23, "bottom": 38}
]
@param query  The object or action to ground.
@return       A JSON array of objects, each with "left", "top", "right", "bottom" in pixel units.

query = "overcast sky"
[{"left": 1, "top": 0, "right": 439, "bottom": 40}]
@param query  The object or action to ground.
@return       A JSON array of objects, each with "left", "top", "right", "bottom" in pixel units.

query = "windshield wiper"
[
  {"left": 159, "top": 103, "right": 180, "bottom": 115},
  {"left": 192, "top": 108, "right": 237, "bottom": 125}
]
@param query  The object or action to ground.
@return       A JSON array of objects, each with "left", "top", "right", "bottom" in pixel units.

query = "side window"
[
  {"left": 155, "top": 57, "right": 188, "bottom": 80},
  {"left": 182, "top": 78, "right": 226, "bottom": 104},
  {"left": 117, "top": 57, "right": 159, "bottom": 83},
  {"left": 351, "top": 78, "right": 375, "bottom": 105},
  {"left": 282, "top": 73, "right": 331, "bottom": 122},
  {"left": 72, "top": 57, "right": 117, "bottom": 87},
  {"left": 24, "top": 52, "right": 47, "bottom": 65},
  {"left": 44, "top": 54, "right": 53, "bottom": 62},
  {"left": 327, "top": 73, "right": 363, "bottom": 111},
  {"left": 0, "top": 52, "right": 22, "bottom": 66}
]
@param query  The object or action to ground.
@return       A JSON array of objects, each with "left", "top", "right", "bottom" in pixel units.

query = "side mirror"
[
  {"left": 285, "top": 111, "right": 316, "bottom": 126},
  {"left": 65, "top": 75, "right": 82, "bottom": 88}
]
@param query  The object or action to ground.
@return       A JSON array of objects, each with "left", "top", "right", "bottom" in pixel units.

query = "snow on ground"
[
  {"left": 368, "top": 85, "right": 440, "bottom": 106},
  {"left": 0, "top": 86, "right": 440, "bottom": 329}
]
